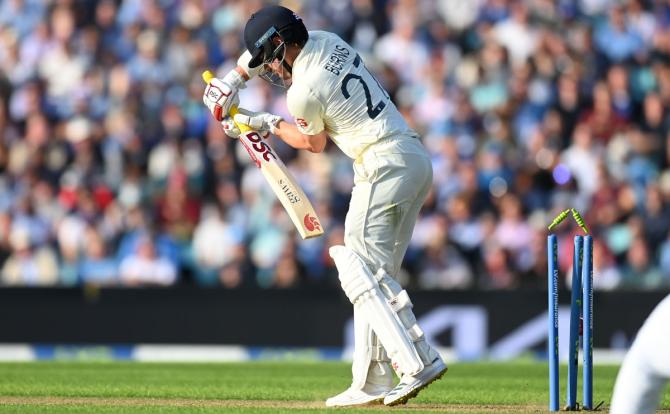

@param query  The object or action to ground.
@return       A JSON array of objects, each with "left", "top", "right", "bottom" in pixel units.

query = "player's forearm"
[
  {"left": 236, "top": 51, "right": 261, "bottom": 81},
  {"left": 273, "top": 121, "right": 327, "bottom": 153},
  {"left": 234, "top": 66, "right": 250, "bottom": 81},
  {"left": 224, "top": 52, "right": 259, "bottom": 84}
]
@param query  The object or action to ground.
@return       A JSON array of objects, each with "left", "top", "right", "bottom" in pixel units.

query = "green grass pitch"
[{"left": 0, "top": 361, "right": 669, "bottom": 413}]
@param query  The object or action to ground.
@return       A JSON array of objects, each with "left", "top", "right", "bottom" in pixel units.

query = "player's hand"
[
  {"left": 222, "top": 108, "right": 270, "bottom": 139},
  {"left": 221, "top": 115, "right": 241, "bottom": 138},
  {"left": 233, "top": 111, "right": 282, "bottom": 135},
  {"left": 203, "top": 78, "right": 240, "bottom": 122},
  {"left": 202, "top": 69, "right": 246, "bottom": 122}
]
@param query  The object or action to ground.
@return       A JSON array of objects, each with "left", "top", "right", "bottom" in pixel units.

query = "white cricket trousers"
[
  {"left": 344, "top": 135, "right": 432, "bottom": 278},
  {"left": 611, "top": 293, "right": 670, "bottom": 414}
]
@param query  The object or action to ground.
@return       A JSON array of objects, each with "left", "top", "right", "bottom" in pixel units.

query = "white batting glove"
[
  {"left": 233, "top": 111, "right": 282, "bottom": 135},
  {"left": 221, "top": 116, "right": 241, "bottom": 138},
  {"left": 222, "top": 108, "right": 271, "bottom": 139},
  {"left": 202, "top": 70, "right": 245, "bottom": 122}
]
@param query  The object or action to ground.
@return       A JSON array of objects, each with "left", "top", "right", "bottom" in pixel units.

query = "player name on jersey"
[{"left": 324, "top": 45, "right": 350, "bottom": 76}]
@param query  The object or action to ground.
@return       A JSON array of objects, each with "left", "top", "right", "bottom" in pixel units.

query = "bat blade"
[
  {"left": 238, "top": 129, "right": 323, "bottom": 239},
  {"left": 202, "top": 70, "right": 323, "bottom": 239}
]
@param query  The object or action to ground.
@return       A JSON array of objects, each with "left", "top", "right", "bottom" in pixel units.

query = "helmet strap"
[
  {"left": 282, "top": 59, "right": 293, "bottom": 75},
  {"left": 273, "top": 38, "right": 293, "bottom": 74}
]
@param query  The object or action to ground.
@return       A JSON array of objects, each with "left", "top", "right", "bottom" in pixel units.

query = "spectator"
[
  {"left": 642, "top": 185, "right": 670, "bottom": 249},
  {"left": 493, "top": 3, "right": 538, "bottom": 67},
  {"left": 219, "top": 257, "right": 246, "bottom": 289},
  {"left": 560, "top": 123, "right": 600, "bottom": 197},
  {"left": 0, "top": 1, "right": 44, "bottom": 41},
  {"left": 594, "top": 5, "right": 644, "bottom": 64},
  {"left": 417, "top": 233, "right": 474, "bottom": 290},
  {"left": 373, "top": 8, "right": 428, "bottom": 85},
  {"left": 620, "top": 237, "right": 664, "bottom": 289},
  {"left": 493, "top": 194, "right": 532, "bottom": 269},
  {"left": 190, "top": 203, "right": 243, "bottom": 286},
  {"left": 270, "top": 239, "right": 304, "bottom": 289},
  {"left": 592, "top": 239, "right": 622, "bottom": 290},
  {"left": 119, "top": 234, "right": 177, "bottom": 286},
  {"left": 446, "top": 193, "right": 483, "bottom": 269},
  {"left": 580, "top": 82, "right": 628, "bottom": 144},
  {"left": 79, "top": 227, "right": 118, "bottom": 286},
  {"left": 155, "top": 168, "right": 201, "bottom": 245},
  {"left": 1, "top": 228, "right": 58, "bottom": 286},
  {"left": 565, "top": 238, "right": 621, "bottom": 290},
  {"left": 479, "top": 242, "right": 517, "bottom": 290}
]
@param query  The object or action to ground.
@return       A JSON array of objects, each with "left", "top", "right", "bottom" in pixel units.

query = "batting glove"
[
  {"left": 222, "top": 108, "right": 270, "bottom": 139},
  {"left": 202, "top": 70, "right": 245, "bottom": 122},
  {"left": 233, "top": 111, "right": 282, "bottom": 135},
  {"left": 221, "top": 116, "right": 240, "bottom": 138}
]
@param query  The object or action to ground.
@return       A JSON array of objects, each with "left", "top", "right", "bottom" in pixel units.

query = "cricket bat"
[{"left": 202, "top": 70, "right": 324, "bottom": 239}]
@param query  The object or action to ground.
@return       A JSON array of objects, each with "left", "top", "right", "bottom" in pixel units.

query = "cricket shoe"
[
  {"left": 325, "top": 383, "right": 392, "bottom": 407},
  {"left": 383, "top": 357, "right": 448, "bottom": 406}
]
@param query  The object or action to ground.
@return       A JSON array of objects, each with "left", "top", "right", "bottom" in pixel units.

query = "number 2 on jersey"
[{"left": 341, "top": 54, "right": 389, "bottom": 119}]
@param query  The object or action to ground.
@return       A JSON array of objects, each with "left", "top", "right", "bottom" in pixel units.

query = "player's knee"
[
  {"left": 343, "top": 236, "right": 388, "bottom": 273},
  {"left": 329, "top": 245, "right": 377, "bottom": 304}
]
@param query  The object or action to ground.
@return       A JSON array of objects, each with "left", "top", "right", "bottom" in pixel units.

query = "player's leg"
[
  {"left": 386, "top": 141, "right": 436, "bottom": 367},
  {"left": 375, "top": 265, "right": 446, "bottom": 406},
  {"left": 365, "top": 143, "right": 445, "bottom": 405},
  {"left": 325, "top": 154, "right": 423, "bottom": 406},
  {"left": 388, "top": 139, "right": 434, "bottom": 279},
  {"left": 342, "top": 140, "right": 445, "bottom": 405},
  {"left": 611, "top": 294, "right": 670, "bottom": 414},
  {"left": 325, "top": 308, "right": 394, "bottom": 407},
  {"left": 331, "top": 245, "right": 424, "bottom": 372}
]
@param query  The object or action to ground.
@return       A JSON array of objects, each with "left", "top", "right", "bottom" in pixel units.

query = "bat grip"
[{"left": 202, "top": 70, "right": 252, "bottom": 133}]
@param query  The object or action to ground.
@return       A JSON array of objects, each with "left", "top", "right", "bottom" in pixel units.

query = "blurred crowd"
[{"left": 1, "top": 0, "right": 670, "bottom": 290}]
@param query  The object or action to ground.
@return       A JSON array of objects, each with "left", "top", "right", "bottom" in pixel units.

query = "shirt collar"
[{"left": 291, "top": 36, "right": 313, "bottom": 74}]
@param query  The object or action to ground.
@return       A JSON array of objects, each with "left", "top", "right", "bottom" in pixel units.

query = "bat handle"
[{"left": 201, "top": 70, "right": 252, "bottom": 133}]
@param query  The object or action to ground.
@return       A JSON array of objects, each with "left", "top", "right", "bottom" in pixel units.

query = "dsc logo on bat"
[{"left": 242, "top": 131, "right": 277, "bottom": 168}]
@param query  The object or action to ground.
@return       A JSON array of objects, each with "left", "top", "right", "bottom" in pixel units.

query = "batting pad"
[
  {"left": 350, "top": 308, "right": 391, "bottom": 389},
  {"left": 376, "top": 269, "right": 423, "bottom": 340},
  {"left": 330, "top": 245, "right": 423, "bottom": 376},
  {"left": 375, "top": 269, "right": 439, "bottom": 365}
]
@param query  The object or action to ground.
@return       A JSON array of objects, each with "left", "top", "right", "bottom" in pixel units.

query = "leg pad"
[
  {"left": 376, "top": 268, "right": 440, "bottom": 365},
  {"left": 330, "top": 246, "right": 423, "bottom": 375}
]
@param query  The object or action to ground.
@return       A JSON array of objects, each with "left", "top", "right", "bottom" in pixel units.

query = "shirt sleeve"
[{"left": 286, "top": 83, "right": 325, "bottom": 135}]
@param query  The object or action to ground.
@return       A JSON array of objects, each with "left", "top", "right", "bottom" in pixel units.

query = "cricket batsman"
[{"left": 202, "top": 5, "right": 446, "bottom": 406}]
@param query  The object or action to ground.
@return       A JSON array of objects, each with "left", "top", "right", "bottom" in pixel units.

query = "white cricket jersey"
[{"left": 287, "top": 31, "right": 418, "bottom": 160}]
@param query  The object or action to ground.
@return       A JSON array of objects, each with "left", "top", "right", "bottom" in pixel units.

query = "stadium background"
[{"left": 1, "top": 0, "right": 670, "bottom": 360}]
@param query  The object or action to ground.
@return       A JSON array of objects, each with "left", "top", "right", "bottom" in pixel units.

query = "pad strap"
[
  {"left": 375, "top": 268, "right": 438, "bottom": 364},
  {"left": 388, "top": 290, "right": 412, "bottom": 313}
]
